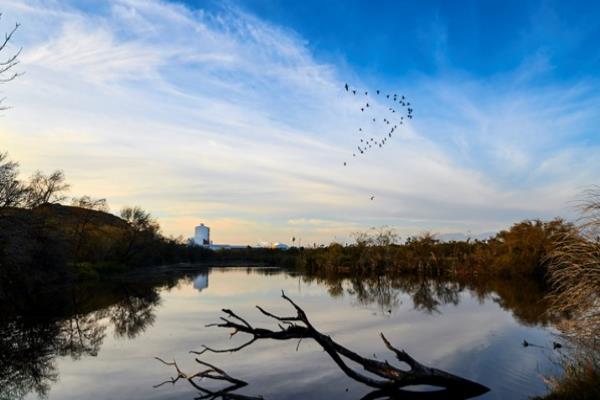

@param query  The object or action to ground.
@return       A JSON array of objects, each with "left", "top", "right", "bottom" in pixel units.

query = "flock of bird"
[{"left": 342, "top": 83, "right": 414, "bottom": 200}]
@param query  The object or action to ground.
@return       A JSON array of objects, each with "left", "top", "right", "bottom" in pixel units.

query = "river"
[{"left": 0, "top": 266, "right": 563, "bottom": 399}]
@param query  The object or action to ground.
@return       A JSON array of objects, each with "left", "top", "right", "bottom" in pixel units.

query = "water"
[{"left": 1, "top": 267, "right": 563, "bottom": 399}]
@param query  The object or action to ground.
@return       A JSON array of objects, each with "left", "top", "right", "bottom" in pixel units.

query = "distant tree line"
[{"left": 296, "top": 220, "right": 576, "bottom": 280}]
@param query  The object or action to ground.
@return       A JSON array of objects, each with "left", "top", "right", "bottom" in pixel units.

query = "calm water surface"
[{"left": 3, "top": 267, "right": 563, "bottom": 399}]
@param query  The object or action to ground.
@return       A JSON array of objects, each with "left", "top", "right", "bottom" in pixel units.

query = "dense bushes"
[{"left": 297, "top": 219, "right": 576, "bottom": 279}]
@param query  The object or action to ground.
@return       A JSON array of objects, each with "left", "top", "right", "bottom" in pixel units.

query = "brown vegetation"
[{"left": 298, "top": 219, "right": 575, "bottom": 279}]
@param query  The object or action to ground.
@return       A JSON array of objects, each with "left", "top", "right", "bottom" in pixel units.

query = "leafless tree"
[
  {"left": 0, "top": 12, "right": 22, "bottom": 111},
  {"left": 120, "top": 206, "right": 159, "bottom": 234},
  {"left": 25, "top": 170, "right": 70, "bottom": 208},
  {"left": 0, "top": 151, "right": 27, "bottom": 209},
  {"left": 71, "top": 195, "right": 109, "bottom": 212}
]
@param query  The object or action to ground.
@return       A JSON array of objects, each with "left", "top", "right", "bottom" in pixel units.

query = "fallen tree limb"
[
  {"left": 191, "top": 290, "right": 489, "bottom": 399},
  {"left": 154, "top": 357, "right": 263, "bottom": 400}
]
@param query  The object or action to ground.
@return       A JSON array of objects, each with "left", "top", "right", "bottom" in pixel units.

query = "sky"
[{"left": 0, "top": 0, "right": 599, "bottom": 245}]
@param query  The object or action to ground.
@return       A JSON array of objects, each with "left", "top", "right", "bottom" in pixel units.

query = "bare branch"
[
  {"left": 155, "top": 356, "right": 263, "bottom": 400},
  {"left": 194, "top": 292, "right": 489, "bottom": 398}
]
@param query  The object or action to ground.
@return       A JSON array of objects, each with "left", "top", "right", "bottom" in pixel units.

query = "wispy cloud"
[{"left": 0, "top": 0, "right": 599, "bottom": 244}]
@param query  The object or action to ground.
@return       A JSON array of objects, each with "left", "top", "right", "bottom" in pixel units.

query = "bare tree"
[
  {"left": 118, "top": 206, "right": 160, "bottom": 264},
  {"left": 120, "top": 206, "right": 159, "bottom": 234},
  {"left": 71, "top": 195, "right": 109, "bottom": 212},
  {"left": 25, "top": 170, "right": 70, "bottom": 208},
  {"left": 0, "top": 151, "right": 27, "bottom": 209},
  {"left": 0, "top": 12, "right": 22, "bottom": 111}
]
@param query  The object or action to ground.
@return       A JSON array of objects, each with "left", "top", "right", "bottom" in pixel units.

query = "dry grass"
[
  {"left": 541, "top": 188, "right": 600, "bottom": 399},
  {"left": 547, "top": 188, "right": 600, "bottom": 340},
  {"left": 536, "top": 339, "right": 600, "bottom": 400}
]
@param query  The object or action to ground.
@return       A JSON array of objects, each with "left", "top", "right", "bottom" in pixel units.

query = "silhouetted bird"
[
  {"left": 365, "top": 91, "right": 368, "bottom": 95},
  {"left": 366, "top": 103, "right": 370, "bottom": 107},
  {"left": 372, "top": 118, "right": 376, "bottom": 122},
  {"left": 522, "top": 340, "right": 529, "bottom": 347},
  {"left": 352, "top": 90, "right": 356, "bottom": 95},
  {"left": 553, "top": 342, "right": 562, "bottom": 350},
  {"left": 345, "top": 83, "right": 349, "bottom": 91},
  {"left": 370, "top": 195, "right": 375, "bottom": 200},
  {"left": 361, "top": 108, "right": 364, "bottom": 112},
  {"left": 343, "top": 162, "right": 347, "bottom": 166}
]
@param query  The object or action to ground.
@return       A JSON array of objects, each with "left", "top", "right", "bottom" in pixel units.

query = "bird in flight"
[{"left": 343, "top": 83, "right": 414, "bottom": 202}]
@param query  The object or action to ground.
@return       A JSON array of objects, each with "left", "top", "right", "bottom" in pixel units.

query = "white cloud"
[{"left": 1, "top": 0, "right": 599, "bottom": 245}]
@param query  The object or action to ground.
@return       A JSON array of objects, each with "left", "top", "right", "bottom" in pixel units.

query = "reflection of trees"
[
  {"left": 0, "top": 281, "right": 162, "bottom": 399},
  {"left": 0, "top": 319, "right": 59, "bottom": 400},
  {"left": 347, "top": 275, "right": 401, "bottom": 311},
  {"left": 108, "top": 288, "right": 160, "bottom": 339},
  {"left": 0, "top": 313, "right": 107, "bottom": 400},
  {"left": 302, "top": 269, "right": 552, "bottom": 323},
  {"left": 56, "top": 312, "right": 106, "bottom": 359}
]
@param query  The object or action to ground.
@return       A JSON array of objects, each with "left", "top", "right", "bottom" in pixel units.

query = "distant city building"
[
  {"left": 191, "top": 223, "right": 246, "bottom": 250},
  {"left": 194, "top": 224, "right": 210, "bottom": 246},
  {"left": 191, "top": 223, "right": 288, "bottom": 250}
]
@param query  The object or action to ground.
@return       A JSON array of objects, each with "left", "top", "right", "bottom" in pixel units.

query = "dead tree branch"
[
  {"left": 154, "top": 357, "right": 263, "bottom": 400},
  {"left": 194, "top": 291, "right": 489, "bottom": 399},
  {"left": 0, "top": 13, "right": 22, "bottom": 111}
]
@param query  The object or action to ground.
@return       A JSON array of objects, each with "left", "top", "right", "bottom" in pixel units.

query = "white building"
[{"left": 194, "top": 224, "right": 210, "bottom": 246}]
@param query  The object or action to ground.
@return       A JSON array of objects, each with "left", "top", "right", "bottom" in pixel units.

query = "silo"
[{"left": 194, "top": 224, "right": 210, "bottom": 246}]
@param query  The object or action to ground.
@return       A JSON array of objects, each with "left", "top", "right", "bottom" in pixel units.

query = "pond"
[{"left": 1, "top": 267, "right": 563, "bottom": 399}]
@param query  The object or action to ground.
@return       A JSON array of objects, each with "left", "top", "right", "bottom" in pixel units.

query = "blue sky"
[{"left": 1, "top": 0, "right": 599, "bottom": 244}]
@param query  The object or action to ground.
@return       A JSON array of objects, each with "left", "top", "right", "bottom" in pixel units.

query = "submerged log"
[
  {"left": 192, "top": 291, "right": 489, "bottom": 399},
  {"left": 154, "top": 357, "right": 263, "bottom": 400}
]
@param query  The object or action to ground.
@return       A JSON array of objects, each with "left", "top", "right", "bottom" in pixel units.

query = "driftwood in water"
[
  {"left": 157, "top": 291, "right": 489, "bottom": 399},
  {"left": 154, "top": 357, "right": 263, "bottom": 400}
]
